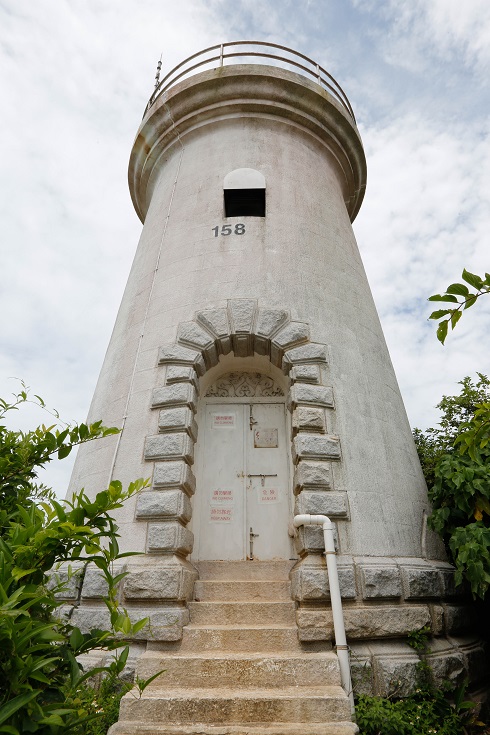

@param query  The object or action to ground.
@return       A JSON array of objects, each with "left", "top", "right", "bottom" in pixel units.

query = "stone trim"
[
  {"left": 135, "top": 298, "right": 341, "bottom": 623},
  {"left": 131, "top": 298, "right": 469, "bottom": 650}
]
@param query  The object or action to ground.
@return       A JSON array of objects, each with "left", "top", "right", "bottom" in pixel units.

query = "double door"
[{"left": 195, "top": 402, "right": 292, "bottom": 560}]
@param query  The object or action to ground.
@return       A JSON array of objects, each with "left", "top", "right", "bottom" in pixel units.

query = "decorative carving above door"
[{"left": 205, "top": 372, "right": 284, "bottom": 398}]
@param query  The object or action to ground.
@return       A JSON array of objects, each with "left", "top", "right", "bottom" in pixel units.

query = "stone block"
[
  {"left": 153, "top": 460, "right": 196, "bottom": 495},
  {"left": 232, "top": 334, "right": 254, "bottom": 357},
  {"left": 345, "top": 605, "right": 431, "bottom": 639},
  {"left": 296, "top": 608, "right": 333, "bottom": 642},
  {"left": 123, "top": 559, "right": 198, "bottom": 601},
  {"left": 178, "top": 321, "right": 218, "bottom": 368},
  {"left": 349, "top": 645, "right": 374, "bottom": 695},
  {"left": 147, "top": 522, "right": 194, "bottom": 555},
  {"left": 178, "top": 321, "right": 214, "bottom": 351},
  {"left": 438, "top": 567, "right": 465, "bottom": 598},
  {"left": 196, "top": 308, "right": 232, "bottom": 354},
  {"left": 165, "top": 365, "right": 198, "bottom": 389},
  {"left": 81, "top": 566, "right": 123, "bottom": 599},
  {"left": 292, "top": 406, "right": 326, "bottom": 434},
  {"left": 71, "top": 606, "right": 190, "bottom": 641},
  {"left": 151, "top": 383, "right": 197, "bottom": 411},
  {"left": 400, "top": 566, "right": 442, "bottom": 599},
  {"left": 158, "top": 407, "right": 198, "bottom": 440},
  {"left": 254, "top": 308, "right": 289, "bottom": 354},
  {"left": 295, "top": 523, "right": 327, "bottom": 554},
  {"left": 54, "top": 604, "right": 74, "bottom": 623},
  {"left": 294, "top": 460, "right": 331, "bottom": 491},
  {"left": 158, "top": 344, "right": 205, "bottom": 375},
  {"left": 359, "top": 565, "right": 402, "bottom": 599},
  {"left": 134, "top": 607, "right": 190, "bottom": 641},
  {"left": 443, "top": 604, "right": 477, "bottom": 635},
  {"left": 290, "top": 559, "right": 356, "bottom": 601},
  {"left": 463, "top": 644, "right": 487, "bottom": 685},
  {"left": 47, "top": 567, "right": 83, "bottom": 600},
  {"left": 272, "top": 322, "right": 310, "bottom": 351},
  {"left": 293, "top": 433, "right": 341, "bottom": 462},
  {"left": 429, "top": 604, "right": 444, "bottom": 635},
  {"left": 290, "top": 384, "right": 334, "bottom": 408},
  {"left": 291, "top": 364, "right": 321, "bottom": 384},
  {"left": 70, "top": 607, "right": 112, "bottom": 633},
  {"left": 228, "top": 298, "right": 256, "bottom": 334},
  {"left": 426, "top": 650, "right": 465, "bottom": 687},
  {"left": 373, "top": 650, "right": 420, "bottom": 697},
  {"left": 255, "top": 307, "right": 289, "bottom": 337},
  {"left": 295, "top": 490, "right": 348, "bottom": 518},
  {"left": 144, "top": 433, "right": 194, "bottom": 464},
  {"left": 136, "top": 489, "right": 192, "bottom": 523},
  {"left": 282, "top": 343, "right": 328, "bottom": 370}
]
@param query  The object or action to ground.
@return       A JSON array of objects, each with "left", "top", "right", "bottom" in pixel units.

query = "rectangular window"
[{"left": 224, "top": 188, "right": 266, "bottom": 217}]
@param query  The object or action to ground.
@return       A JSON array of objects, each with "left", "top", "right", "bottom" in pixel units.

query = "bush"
[
  {"left": 413, "top": 375, "right": 490, "bottom": 598},
  {"left": 0, "top": 384, "right": 148, "bottom": 733}
]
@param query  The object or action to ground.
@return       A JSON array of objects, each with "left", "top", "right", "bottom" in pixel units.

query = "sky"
[{"left": 1, "top": 0, "right": 489, "bottom": 496}]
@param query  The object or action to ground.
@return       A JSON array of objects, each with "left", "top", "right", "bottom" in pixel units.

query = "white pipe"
[{"left": 293, "top": 514, "right": 355, "bottom": 716}]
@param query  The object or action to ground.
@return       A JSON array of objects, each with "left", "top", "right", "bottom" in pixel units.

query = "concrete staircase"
[{"left": 109, "top": 561, "right": 357, "bottom": 735}]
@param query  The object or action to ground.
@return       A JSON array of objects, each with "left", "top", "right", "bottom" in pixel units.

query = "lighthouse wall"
[
  {"left": 70, "top": 67, "right": 433, "bottom": 560},
  {"left": 64, "top": 66, "right": 485, "bottom": 692}
]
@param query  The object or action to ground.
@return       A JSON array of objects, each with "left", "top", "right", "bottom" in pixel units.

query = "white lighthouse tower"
[{"left": 67, "top": 43, "right": 484, "bottom": 733}]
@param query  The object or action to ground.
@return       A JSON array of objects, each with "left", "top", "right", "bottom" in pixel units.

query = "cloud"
[
  {"left": 354, "top": 0, "right": 490, "bottom": 74},
  {"left": 1, "top": 0, "right": 489, "bottom": 498},
  {"left": 354, "top": 110, "right": 490, "bottom": 429}
]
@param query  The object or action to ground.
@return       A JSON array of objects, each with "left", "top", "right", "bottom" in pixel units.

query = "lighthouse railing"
[{"left": 145, "top": 41, "right": 356, "bottom": 124}]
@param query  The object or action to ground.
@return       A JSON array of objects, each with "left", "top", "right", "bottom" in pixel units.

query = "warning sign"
[
  {"left": 258, "top": 487, "right": 280, "bottom": 503},
  {"left": 210, "top": 489, "right": 234, "bottom": 505},
  {"left": 212, "top": 413, "right": 236, "bottom": 429},
  {"left": 210, "top": 507, "right": 234, "bottom": 523}
]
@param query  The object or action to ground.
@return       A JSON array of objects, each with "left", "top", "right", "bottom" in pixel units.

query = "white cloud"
[
  {"left": 358, "top": 0, "right": 490, "bottom": 73},
  {"left": 1, "top": 0, "right": 489, "bottom": 498},
  {"left": 354, "top": 111, "right": 490, "bottom": 429}
]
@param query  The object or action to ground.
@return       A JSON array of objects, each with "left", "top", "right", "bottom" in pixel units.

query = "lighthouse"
[{"left": 66, "top": 43, "right": 484, "bottom": 733}]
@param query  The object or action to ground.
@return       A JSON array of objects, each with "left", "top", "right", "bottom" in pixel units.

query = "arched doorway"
[{"left": 193, "top": 371, "right": 294, "bottom": 561}]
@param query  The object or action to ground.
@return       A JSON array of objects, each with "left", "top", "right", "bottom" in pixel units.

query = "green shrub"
[{"left": 0, "top": 384, "right": 148, "bottom": 734}]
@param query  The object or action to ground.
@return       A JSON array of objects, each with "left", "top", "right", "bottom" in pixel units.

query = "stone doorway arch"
[{"left": 135, "top": 298, "right": 347, "bottom": 611}]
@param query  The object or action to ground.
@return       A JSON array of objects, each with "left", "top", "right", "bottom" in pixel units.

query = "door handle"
[{"left": 250, "top": 526, "right": 259, "bottom": 560}]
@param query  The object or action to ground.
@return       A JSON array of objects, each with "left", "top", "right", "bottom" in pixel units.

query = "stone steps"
[
  {"left": 117, "top": 685, "right": 352, "bottom": 724},
  {"left": 137, "top": 652, "right": 341, "bottom": 687},
  {"left": 171, "top": 625, "right": 302, "bottom": 653},
  {"left": 110, "top": 561, "right": 356, "bottom": 734},
  {"left": 109, "top": 721, "right": 359, "bottom": 734},
  {"left": 187, "top": 601, "right": 296, "bottom": 625},
  {"left": 197, "top": 561, "right": 296, "bottom": 580},
  {"left": 194, "top": 580, "right": 292, "bottom": 601}
]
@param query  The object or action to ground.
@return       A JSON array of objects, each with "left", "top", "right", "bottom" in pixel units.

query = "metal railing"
[{"left": 145, "top": 41, "right": 356, "bottom": 123}]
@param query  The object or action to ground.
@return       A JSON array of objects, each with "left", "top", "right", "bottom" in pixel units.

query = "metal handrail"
[{"left": 144, "top": 41, "right": 356, "bottom": 123}]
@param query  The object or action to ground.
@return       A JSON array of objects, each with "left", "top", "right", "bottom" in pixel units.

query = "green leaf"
[
  {"left": 428, "top": 293, "right": 459, "bottom": 303},
  {"left": 0, "top": 691, "right": 40, "bottom": 725},
  {"left": 446, "top": 282, "right": 470, "bottom": 297},
  {"left": 450, "top": 310, "right": 463, "bottom": 330},
  {"left": 428, "top": 309, "right": 453, "bottom": 320},
  {"left": 78, "top": 423, "right": 89, "bottom": 440},
  {"left": 436, "top": 319, "right": 449, "bottom": 345},
  {"left": 461, "top": 268, "right": 484, "bottom": 290},
  {"left": 57, "top": 444, "right": 72, "bottom": 460},
  {"left": 464, "top": 294, "right": 478, "bottom": 309}
]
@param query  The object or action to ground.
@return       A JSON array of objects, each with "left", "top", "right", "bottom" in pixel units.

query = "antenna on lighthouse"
[{"left": 154, "top": 54, "right": 163, "bottom": 90}]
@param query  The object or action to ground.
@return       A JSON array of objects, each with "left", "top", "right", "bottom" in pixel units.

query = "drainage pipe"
[{"left": 293, "top": 514, "right": 355, "bottom": 715}]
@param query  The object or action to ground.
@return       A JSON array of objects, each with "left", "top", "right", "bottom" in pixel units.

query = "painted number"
[{"left": 212, "top": 224, "right": 246, "bottom": 237}]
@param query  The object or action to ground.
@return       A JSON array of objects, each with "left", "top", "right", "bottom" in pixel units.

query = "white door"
[{"left": 196, "top": 402, "right": 292, "bottom": 560}]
